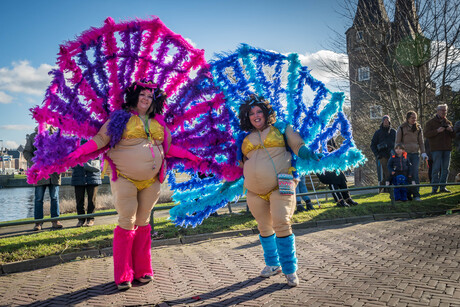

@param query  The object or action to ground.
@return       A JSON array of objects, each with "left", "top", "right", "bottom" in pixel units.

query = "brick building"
[{"left": 346, "top": 0, "right": 435, "bottom": 185}]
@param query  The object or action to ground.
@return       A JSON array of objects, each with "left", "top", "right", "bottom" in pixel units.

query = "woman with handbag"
[
  {"left": 238, "top": 95, "right": 320, "bottom": 287},
  {"left": 395, "top": 111, "right": 427, "bottom": 201},
  {"left": 66, "top": 79, "right": 199, "bottom": 290}
]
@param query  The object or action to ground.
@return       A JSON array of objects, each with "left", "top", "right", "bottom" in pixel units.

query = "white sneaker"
[
  {"left": 117, "top": 281, "right": 132, "bottom": 290},
  {"left": 414, "top": 197, "right": 421, "bottom": 201},
  {"left": 260, "top": 265, "right": 281, "bottom": 277},
  {"left": 137, "top": 275, "right": 154, "bottom": 283},
  {"left": 285, "top": 272, "right": 299, "bottom": 287}
]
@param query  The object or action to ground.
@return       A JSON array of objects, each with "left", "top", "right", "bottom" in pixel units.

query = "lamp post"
[{"left": 0, "top": 140, "right": 3, "bottom": 175}]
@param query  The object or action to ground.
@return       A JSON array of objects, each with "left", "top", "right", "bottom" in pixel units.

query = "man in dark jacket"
[
  {"left": 71, "top": 156, "right": 102, "bottom": 227},
  {"left": 370, "top": 115, "right": 396, "bottom": 192},
  {"left": 424, "top": 104, "right": 456, "bottom": 194},
  {"left": 23, "top": 128, "right": 63, "bottom": 231}
]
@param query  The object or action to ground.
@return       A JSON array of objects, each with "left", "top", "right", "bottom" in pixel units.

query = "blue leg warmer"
[
  {"left": 259, "top": 234, "right": 280, "bottom": 266},
  {"left": 275, "top": 234, "right": 298, "bottom": 274}
]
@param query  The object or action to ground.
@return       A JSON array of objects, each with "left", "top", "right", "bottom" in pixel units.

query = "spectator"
[
  {"left": 316, "top": 139, "right": 358, "bottom": 207},
  {"left": 424, "top": 104, "right": 456, "bottom": 194},
  {"left": 71, "top": 149, "right": 102, "bottom": 227},
  {"left": 295, "top": 175, "right": 314, "bottom": 212},
  {"left": 387, "top": 143, "right": 415, "bottom": 201},
  {"left": 370, "top": 115, "right": 396, "bottom": 192},
  {"left": 23, "top": 127, "right": 63, "bottom": 231},
  {"left": 396, "top": 111, "right": 427, "bottom": 201}
]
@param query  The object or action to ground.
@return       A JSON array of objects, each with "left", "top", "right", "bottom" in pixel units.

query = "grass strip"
[{"left": 1, "top": 186, "right": 458, "bottom": 264}]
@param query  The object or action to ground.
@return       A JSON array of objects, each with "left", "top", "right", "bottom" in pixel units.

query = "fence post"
[
  {"left": 389, "top": 185, "right": 396, "bottom": 207},
  {"left": 149, "top": 210, "right": 155, "bottom": 236}
]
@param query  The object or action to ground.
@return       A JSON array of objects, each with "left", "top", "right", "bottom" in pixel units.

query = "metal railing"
[{"left": 1, "top": 182, "right": 458, "bottom": 231}]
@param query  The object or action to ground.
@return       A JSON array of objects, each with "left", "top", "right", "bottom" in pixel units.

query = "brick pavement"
[{"left": 0, "top": 214, "right": 459, "bottom": 306}]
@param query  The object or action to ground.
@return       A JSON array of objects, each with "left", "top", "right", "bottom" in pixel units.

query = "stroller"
[{"left": 391, "top": 174, "right": 408, "bottom": 201}]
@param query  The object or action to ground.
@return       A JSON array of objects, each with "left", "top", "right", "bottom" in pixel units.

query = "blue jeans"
[
  {"left": 296, "top": 176, "right": 311, "bottom": 203},
  {"left": 407, "top": 153, "right": 420, "bottom": 198},
  {"left": 34, "top": 185, "right": 60, "bottom": 220},
  {"left": 431, "top": 150, "right": 451, "bottom": 192}
]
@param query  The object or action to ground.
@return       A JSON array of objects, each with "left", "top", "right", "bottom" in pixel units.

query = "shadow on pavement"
[
  {"left": 164, "top": 277, "right": 287, "bottom": 307},
  {"left": 23, "top": 282, "right": 118, "bottom": 306}
]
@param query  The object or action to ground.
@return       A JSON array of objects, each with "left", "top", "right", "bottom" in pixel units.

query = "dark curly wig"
[
  {"left": 238, "top": 94, "right": 276, "bottom": 132},
  {"left": 123, "top": 79, "right": 166, "bottom": 118}
]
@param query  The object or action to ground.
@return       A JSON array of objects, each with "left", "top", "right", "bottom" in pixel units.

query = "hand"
[
  {"left": 67, "top": 140, "right": 98, "bottom": 161},
  {"left": 298, "top": 146, "right": 321, "bottom": 161},
  {"left": 67, "top": 148, "right": 84, "bottom": 161},
  {"left": 421, "top": 153, "right": 428, "bottom": 160},
  {"left": 315, "top": 153, "right": 324, "bottom": 160},
  {"left": 186, "top": 151, "right": 201, "bottom": 163},
  {"left": 385, "top": 181, "right": 390, "bottom": 186},
  {"left": 437, "top": 126, "right": 446, "bottom": 133},
  {"left": 391, "top": 171, "right": 395, "bottom": 175},
  {"left": 447, "top": 126, "right": 453, "bottom": 132},
  {"left": 411, "top": 181, "right": 416, "bottom": 185}
]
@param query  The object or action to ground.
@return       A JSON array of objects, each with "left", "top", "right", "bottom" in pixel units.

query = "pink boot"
[
  {"left": 113, "top": 226, "right": 136, "bottom": 286},
  {"left": 132, "top": 224, "right": 154, "bottom": 282}
]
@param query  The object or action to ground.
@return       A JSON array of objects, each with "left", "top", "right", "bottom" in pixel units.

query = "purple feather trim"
[{"left": 106, "top": 110, "right": 131, "bottom": 148}]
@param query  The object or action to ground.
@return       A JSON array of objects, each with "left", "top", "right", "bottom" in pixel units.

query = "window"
[
  {"left": 358, "top": 67, "right": 370, "bottom": 81},
  {"left": 370, "top": 105, "right": 382, "bottom": 119},
  {"left": 356, "top": 31, "right": 364, "bottom": 42}
]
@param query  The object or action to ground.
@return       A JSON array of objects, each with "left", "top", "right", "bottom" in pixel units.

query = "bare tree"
[{"left": 320, "top": 0, "right": 460, "bottom": 126}]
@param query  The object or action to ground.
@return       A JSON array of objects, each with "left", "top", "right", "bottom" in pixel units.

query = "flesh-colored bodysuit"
[
  {"left": 93, "top": 115, "right": 171, "bottom": 230},
  {"left": 242, "top": 125, "right": 304, "bottom": 237}
]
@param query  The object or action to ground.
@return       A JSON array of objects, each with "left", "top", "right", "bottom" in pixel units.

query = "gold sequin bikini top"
[
  {"left": 242, "top": 126, "right": 285, "bottom": 156},
  {"left": 122, "top": 116, "right": 164, "bottom": 141}
]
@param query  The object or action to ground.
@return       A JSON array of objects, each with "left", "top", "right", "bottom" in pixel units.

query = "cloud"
[
  {"left": 297, "top": 50, "right": 348, "bottom": 84},
  {"left": 3, "top": 140, "right": 19, "bottom": 150},
  {"left": 0, "top": 91, "right": 13, "bottom": 104},
  {"left": 0, "top": 61, "right": 54, "bottom": 96},
  {"left": 0, "top": 124, "right": 34, "bottom": 131},
  {"left": 184, "top": 38, "right": 197, "bottom": 48}
]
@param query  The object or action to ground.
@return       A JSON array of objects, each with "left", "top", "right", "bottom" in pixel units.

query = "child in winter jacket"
[{"left": 387, "top": 143, "right": 415, "bottom": 201}]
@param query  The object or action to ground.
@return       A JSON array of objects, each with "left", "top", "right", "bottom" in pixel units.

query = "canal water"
[{"left": 0, "top": 184, "right": 112, "bottom": 222}]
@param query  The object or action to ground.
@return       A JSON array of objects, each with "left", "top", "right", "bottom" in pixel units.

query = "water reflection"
[{"left": 0, "top": 184, "right": 112, "bottom": 222}]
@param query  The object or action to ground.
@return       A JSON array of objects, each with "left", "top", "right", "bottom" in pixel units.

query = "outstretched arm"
[
  {"left": 67, "top": 140, "right": 99, "bottom": 160},
  {"left": 167, "top": 144, "right": 200, "bottom": 162},
  {"left": 284, "top": 125, "right": 321, "bottom": 161},
  {"left": 67, "top": 121, "right": 111, "bottom": 161},
  {"left": 298, "top": 146, "right": 322, "bottom": 161}
]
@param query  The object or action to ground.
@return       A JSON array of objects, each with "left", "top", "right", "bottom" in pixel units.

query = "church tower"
[
  {"left": 392, "top": 0, "right": 422, "bottom": 41},
  {"left": 346, "top": 0, "right": 391, "bottom": 186},
  {"left": 346, "top": 0, "right": 433, "bottom": 186}
]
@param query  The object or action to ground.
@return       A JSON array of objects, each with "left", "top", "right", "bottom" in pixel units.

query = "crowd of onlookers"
[
  {"left": 296, "top": 104, "right": 459, "bottom": 211},
  {"left": 370, "top": 104, "right": 458, "bottom": 202}
]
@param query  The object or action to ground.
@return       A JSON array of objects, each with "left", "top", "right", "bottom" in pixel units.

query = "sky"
[{"left": 0, "top": 0, "right": 353, "bottom": 149}]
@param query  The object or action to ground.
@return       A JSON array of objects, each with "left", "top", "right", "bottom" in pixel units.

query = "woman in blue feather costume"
[{"left": 237, "top": 94, "right": 320, "bottom": 287}]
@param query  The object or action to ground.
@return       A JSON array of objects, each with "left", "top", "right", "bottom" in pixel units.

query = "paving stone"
[{"left": 0, "top": 214, "right": 459, "bottom": 306}]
